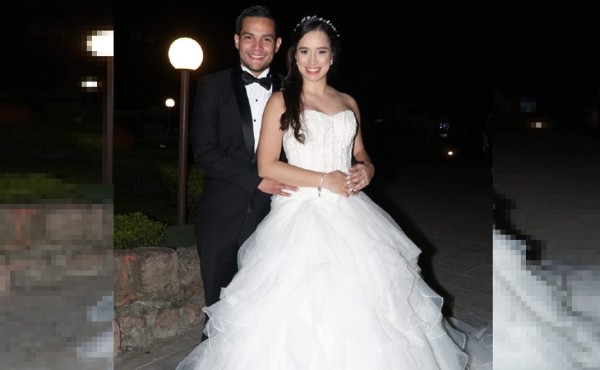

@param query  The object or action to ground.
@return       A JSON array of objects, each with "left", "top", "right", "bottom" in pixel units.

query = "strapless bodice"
[{"left": 282, "top": 109, "right": 357, "bottom": 173}]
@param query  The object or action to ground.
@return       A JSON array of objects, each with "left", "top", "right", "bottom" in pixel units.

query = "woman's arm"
[{"left": 347, "top": 97, "right": 375, "bottom": 192}]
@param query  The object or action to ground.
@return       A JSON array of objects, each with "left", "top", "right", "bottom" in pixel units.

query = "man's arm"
[{"left": 190, "top": 78, "right": 261, "bottom": 195}]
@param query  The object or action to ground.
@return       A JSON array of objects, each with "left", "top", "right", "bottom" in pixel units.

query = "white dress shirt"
[{"left": 241, "top": 65, "right": 273, "bottom": 153}]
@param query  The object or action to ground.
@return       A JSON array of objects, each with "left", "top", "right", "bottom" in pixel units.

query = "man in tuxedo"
[{"left": 190, "top": 4, "right": 296, "bottom": 338}]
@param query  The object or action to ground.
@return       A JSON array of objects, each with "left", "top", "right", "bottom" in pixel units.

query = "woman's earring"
[{"left": 330, "top": 59, "right": 334, "bottom": 65}]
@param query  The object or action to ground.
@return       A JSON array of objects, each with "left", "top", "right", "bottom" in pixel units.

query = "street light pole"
[
  {"left": 177, "top": 71, "right": 190, "bottom": 225},
  {"left": 87, "top": 30, "right": 114, "bottom": 185},
  {"left": 168, "top": 38, "right": 203, "bottom": 225},
  {"left": 105, "top": 56, "right": 114, "bottom": 184}
]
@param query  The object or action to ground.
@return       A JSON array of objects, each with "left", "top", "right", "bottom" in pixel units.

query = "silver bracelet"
[{"left": 318, "top": 172, "right": 324, "bottom": 197}]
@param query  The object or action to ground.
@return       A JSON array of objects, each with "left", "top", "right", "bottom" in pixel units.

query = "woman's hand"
[{"left": 347, "top": 162, "right": 374, "bottom": 194}]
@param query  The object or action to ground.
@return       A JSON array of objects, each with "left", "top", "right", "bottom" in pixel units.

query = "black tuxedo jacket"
[{"left": 191, "top": 66, "right": 284, "bottom": 247}]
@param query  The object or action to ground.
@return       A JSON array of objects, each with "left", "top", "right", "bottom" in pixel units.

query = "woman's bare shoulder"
[
  {"left": 269, "top": 90, "right": 284, "bottom": 103},
  {"left": 325, "top": 88, "right": 357, "bottom": 110},
  {"left": 266, "top": 91, "right": 285, "bottom": 111},
  {"left": 337, "top": 91, "right": 360, "bottom": 117}
]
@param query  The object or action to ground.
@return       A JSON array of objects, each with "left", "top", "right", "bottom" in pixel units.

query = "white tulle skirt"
[
  {"left": 493, "top": 228, "right": 600, "bottom": 369},
  {"left": 176, "top": 188, "right": 492, "bottom": 370}
]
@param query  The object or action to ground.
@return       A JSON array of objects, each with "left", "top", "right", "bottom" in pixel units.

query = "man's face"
[{"left": 234, "top": 16, "right": 281, "bottom": 76}]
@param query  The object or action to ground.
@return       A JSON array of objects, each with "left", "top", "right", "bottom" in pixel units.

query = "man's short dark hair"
[{"left": 235, "top": 5, "right": 278, "bottom": 37}]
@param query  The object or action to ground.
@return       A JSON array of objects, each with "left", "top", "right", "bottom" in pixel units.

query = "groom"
[{"left": 190, "top": 4, "right": 296, "bottom": 339}]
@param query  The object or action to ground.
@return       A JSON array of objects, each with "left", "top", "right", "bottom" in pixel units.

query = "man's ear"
[
  {"left": 234, "top": 34, "right": 240, "bottom": 50},
  {"left": 275, "top": 37, "right": 282, "bottom": 53}
]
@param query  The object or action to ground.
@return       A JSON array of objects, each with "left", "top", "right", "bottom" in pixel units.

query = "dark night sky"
[
  {"left": 115, "top": 2, "right": 493, "bottom": 112},
  {"left": 2, "top": 3, "right": 113, "bottom": 102},
  {"left": 3, "top": 3, "right": 598, "bottom": 123},
  {"left": 113, "top": 2, "right": 599, "bottom": 120}
]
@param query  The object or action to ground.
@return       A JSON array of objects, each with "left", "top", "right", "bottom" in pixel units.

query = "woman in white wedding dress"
[{"left": 176, "top": 15, "right": 491, "bottom": 370}]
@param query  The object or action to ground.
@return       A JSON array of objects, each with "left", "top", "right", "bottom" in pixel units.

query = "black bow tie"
[{"left": 241, "top": 71, "right": 272, "bottom": 90}]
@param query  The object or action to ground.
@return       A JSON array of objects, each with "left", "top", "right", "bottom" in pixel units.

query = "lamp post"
[
  {"left": 87, "top": 30, "right": 114, "bottom": 185},
  {"left": 165, "top": 98, "right": 175, "bottom": 140},
  {"left": 168, "top": 37, "right": 203, "bottom": 225}
]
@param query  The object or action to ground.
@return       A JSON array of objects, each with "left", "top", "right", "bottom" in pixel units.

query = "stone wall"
[
  {"left": 0, "top": 205, "right": 204, "bottom": 361},
  {"left": 113, "top": 246, "right": 204, "bottom": 356},
  {"left": 0, "top": 204, "right": 111, "bottom": 295},
  {"left": 0, "top": 204, "right": 110, "bottom": 251},
  {"left": 0, "top": 204, "right": 113, "bottom": 369}
]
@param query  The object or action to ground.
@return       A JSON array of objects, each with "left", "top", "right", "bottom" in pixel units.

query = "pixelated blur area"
[
  {"left": 493, "top": 99, "right": 600, "bottom": 264},
  {"left": 493, "top": 230, "right": 600, "bottom": 368},
  {"left": 1, "top": 205, "right": 114, "bottom": 369},
  {"left": 493, "top": 230, "right": 600, "bottom": 370},
  {"left": 1, "top": 4, "right": 113, "bottom": 199},
  {"left": 1, "top": 2, "right": 114, "bottom": 369},
  {"left": 493, "top": 94, "right": 600, "bottom": 368}
]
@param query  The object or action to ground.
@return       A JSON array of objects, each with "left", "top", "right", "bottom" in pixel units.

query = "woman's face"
[{"left": 295, "top": 30, "right": 332, "bottom": 82}]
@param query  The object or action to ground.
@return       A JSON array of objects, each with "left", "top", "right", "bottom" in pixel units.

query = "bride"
[{"left": 176, "top": 15, "right": 491, "bottom": 369}]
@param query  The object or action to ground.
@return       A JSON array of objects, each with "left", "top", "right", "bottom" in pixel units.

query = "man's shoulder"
[{"left": 197, "top": 68, "right": 236, "bottom": 86}]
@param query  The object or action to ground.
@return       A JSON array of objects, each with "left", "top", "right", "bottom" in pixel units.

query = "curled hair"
[{"left": 280, "top": 16, "right": 341, "bottom": 143}]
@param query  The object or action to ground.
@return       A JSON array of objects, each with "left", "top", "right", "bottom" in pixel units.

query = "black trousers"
[{"left": 196, "top": 203, "right": 267, "bottom": 341}]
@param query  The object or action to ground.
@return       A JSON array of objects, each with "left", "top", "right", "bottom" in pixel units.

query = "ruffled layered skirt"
[{"left": 177, "top": 189, "right": 491, "bottom": 369}]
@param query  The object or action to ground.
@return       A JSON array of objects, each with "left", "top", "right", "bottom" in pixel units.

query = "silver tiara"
[{"left": 294, "top": 15, "right": 340, "bottom": 38}]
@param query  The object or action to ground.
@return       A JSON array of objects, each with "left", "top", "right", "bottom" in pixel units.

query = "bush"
[
  {"left": 114, "top": 147, "right": 177, "bottom": 161},
  {"left": 114, "top": 193, "right": 172, "bottom": 224},
  {"left": 1, "top": 121, "right": 99, "bottom": 162},
  {"left": 158, "top": 163, "right": 204, "bottom": 222},
  {"left": 114, "top": 159, "right": 164, "bottom": 194},
  {"left": 114, "top": 157, "right": 204, "bottom": 224},
  {"left": 0, "top": 173, "right": 80, "bottom": 203},
  {"left": 114, "top": 212, "right": 167, "bottom": 249}
]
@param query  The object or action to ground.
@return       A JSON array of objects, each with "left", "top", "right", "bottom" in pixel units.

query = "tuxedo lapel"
[{"left": 231, "top": 68, "right": 255, "bottom": 159}]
